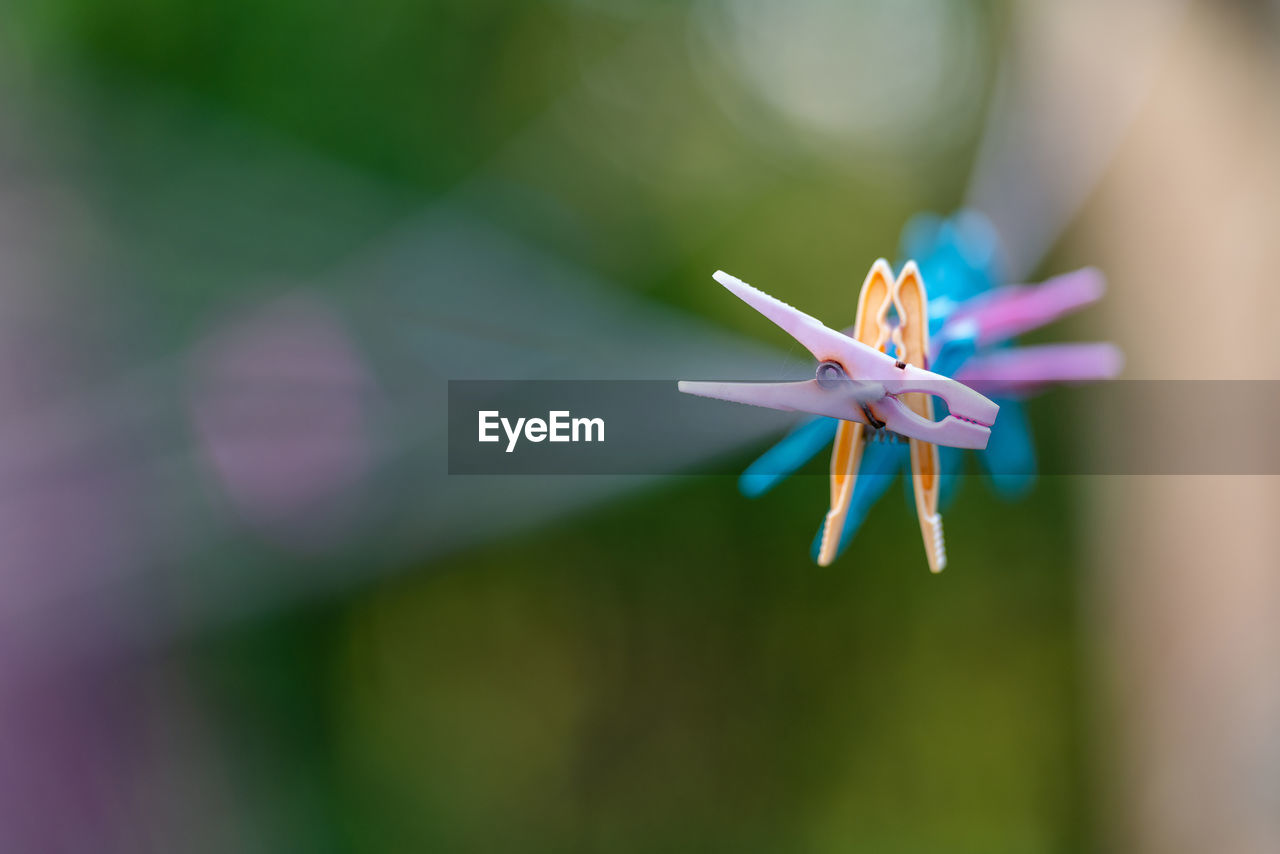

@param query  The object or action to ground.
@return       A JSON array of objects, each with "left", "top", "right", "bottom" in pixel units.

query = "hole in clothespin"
[{"left": 815, "top": 360, "right": 847, "bottom": 389}]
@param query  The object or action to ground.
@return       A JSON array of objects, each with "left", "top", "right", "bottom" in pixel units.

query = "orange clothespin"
[{"left": 817, "top": 260, "right": 945, "bottom": 571}]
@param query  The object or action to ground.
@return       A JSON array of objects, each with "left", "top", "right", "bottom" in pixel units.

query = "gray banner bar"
[{"left": 448, "top": 380, "right": 1280, "bottom": 475}]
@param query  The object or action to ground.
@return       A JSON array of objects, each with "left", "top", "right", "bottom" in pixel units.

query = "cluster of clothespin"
[{"left": 680, "top": 212, "right": 1121, "bottom": 571}]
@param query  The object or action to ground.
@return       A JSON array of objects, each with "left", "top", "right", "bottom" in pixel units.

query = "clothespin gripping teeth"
[
  {"left": 894, "top": 261, "right": 947, "bottom": 572},
  {"left": 817, "top": 260, "right": 895, "bottom": 567}
]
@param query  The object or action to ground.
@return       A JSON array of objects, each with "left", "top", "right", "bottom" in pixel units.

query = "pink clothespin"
[
  {"left": 955, "top": 343, "right": 1123, "bottom": 395},
  {"left": 941, "top": 266, "right": 1123, "bottom": 394},
  {"left": 940, "top": 267, "right": 1106, "bottom": 350},
  {"left": 678, "top": 270, "right": 999, "bottom": 450}
]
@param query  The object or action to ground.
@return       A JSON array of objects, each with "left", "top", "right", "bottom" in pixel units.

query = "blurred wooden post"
[{"left": 1076, "top": 5, "right": 1280, "bottom": 852}]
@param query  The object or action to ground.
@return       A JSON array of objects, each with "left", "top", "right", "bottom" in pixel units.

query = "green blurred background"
[{"left": 1, "top": 0, "right": 1126, "bottom": 851}]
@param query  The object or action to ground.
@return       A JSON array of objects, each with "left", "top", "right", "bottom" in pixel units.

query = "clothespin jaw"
[
  {"left": 893, "top": 262, "right": 946, "bottom": 572},
  {"left": 677, "top": 270, "right": 998, "bottom": 450},
  {"left": 816, "top": 259, "right": 894, "bottom": 566}
]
